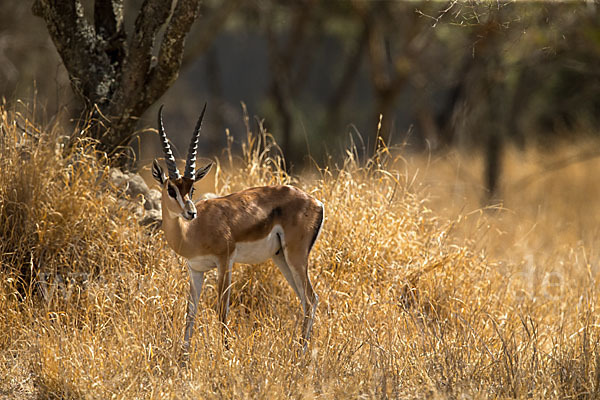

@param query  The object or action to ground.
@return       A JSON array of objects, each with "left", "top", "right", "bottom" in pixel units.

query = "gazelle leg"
[
  {"left": 299, "top": 268, "right": 318, "bottom": 348},
  {"left": 283, "top": 248, "right": 318, "bottom": 351},
  {"left": 272, "top": 250, "right": 302, "bottom": 302},
  {"left": 216, "top": 257, "right": 233, "bottom": 346},
  {"left": 184, "top": 267, "right": 205, "bottom": 352}
]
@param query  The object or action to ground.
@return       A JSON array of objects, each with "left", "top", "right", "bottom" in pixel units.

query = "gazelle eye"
[{"left": 167, "top": 186, "right": 177, "bottom": 198}]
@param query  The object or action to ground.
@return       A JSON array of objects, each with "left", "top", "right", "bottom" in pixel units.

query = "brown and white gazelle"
[{"left": 152, "top": 105, "right": 323, "bottom": 352}]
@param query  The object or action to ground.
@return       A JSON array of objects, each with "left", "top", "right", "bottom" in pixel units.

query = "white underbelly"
[
  {"left": 233, "top": 225, "right": 282, "bottom": 264},
  {"left": 186, "top": 225, "right": 283, "bottom": 271}
]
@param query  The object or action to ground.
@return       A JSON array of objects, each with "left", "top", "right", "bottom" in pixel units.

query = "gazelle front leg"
[{"left": 184, "top": 266, "right": 205, "bottom": 352}]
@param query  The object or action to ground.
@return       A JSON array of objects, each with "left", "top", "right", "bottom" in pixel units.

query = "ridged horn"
[
  {"left": 157, "top": 105, "right": 181, "bottom": 180},
  {"left": 184, "top": 103, "right": 207, "bottom": 180}
]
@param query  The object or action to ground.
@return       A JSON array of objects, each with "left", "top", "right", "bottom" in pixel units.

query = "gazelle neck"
[{"left": 161, "top": 196, "right": 191, "bottom": 258}]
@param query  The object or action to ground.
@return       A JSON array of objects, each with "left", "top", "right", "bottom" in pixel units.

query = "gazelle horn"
[
  {"left": 157, "top": 105, "right": 181, "bottom": 180},
  {"left": 184, "top": 103, "right": 207, "bottom": 180}
]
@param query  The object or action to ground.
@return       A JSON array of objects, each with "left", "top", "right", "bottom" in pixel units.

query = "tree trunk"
[
  {"left": 485, "top": 132, "right": 502, "bottom": 200},
  {"left": 32, "top": 0, "right": 201, "bottom": 166}
]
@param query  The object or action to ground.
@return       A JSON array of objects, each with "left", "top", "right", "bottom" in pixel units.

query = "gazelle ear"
[
  {"left": 194, "top": 162, "right": 213, "bottom": 182},
  {"left": 152, "top": 159, "right": 167, "bottom": 185}
]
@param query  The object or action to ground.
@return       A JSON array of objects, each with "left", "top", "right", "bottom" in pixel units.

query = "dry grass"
[{"left": 1, "top": 104, "right": 599, "bottom": 399}]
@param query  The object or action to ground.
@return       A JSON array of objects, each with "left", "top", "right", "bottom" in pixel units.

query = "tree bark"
[{"left": 32, "top": 0, "right": 201, "bottom": 165}]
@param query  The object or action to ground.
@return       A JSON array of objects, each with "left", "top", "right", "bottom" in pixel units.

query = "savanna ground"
[{"left": 1, "top": 103, "right": 599, "bottom": 399}]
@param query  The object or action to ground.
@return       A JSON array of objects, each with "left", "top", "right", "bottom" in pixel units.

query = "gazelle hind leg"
[
  {"left": 283, "top": 248, "right": 318, "bottom": 350},
  {"left": 272, "top": 248, "right": 303, "bottom": 302},
  {"left": 216, "top": 257, "right": 233, "bottom": 348},
  {"left": 299, "top": 268, "right": 318, "bottom": 347}
]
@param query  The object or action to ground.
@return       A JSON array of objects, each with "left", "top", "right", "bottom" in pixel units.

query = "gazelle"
[{"left": 151, "top": 105, "right": 323, "bottom": 352}]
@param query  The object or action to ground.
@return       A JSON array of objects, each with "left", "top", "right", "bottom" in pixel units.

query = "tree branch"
[
  {"left": 111, "top": 0, "right": 172, "bottom": 119},
  {"left": 144, "top": 0, "right": 201, "bottom": 111}
]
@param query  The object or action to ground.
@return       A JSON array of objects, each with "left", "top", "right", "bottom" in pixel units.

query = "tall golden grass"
[{"left": 1, "top": 103, "right": 599, "bottom": 398}]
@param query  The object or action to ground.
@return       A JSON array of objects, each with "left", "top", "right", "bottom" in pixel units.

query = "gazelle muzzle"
[{"left": 183, "top": 199, "right": 197, "bottom": 220}]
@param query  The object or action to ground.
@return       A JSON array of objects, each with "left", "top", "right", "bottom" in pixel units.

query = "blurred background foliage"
[{"left": 1, "top": 1, "right": 599, "bottom": 189}]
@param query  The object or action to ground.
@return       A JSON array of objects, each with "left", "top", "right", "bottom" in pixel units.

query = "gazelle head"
[{"left": 152, "top": 104, "right": 213, "bottom": 221}]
